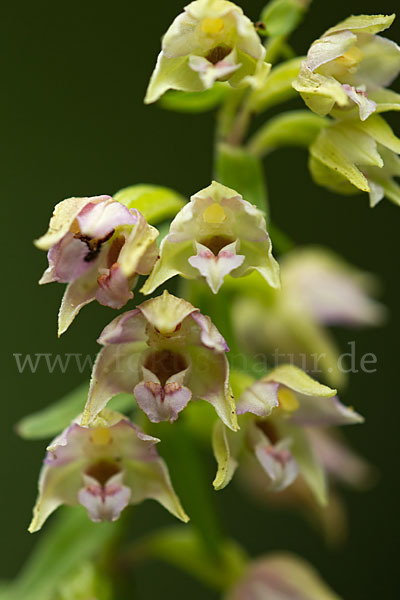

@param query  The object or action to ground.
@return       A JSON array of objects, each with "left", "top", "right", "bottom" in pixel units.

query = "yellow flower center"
[
  {"left": 277, "top": 387, "right": 299, "bottom": 413},
  {"left": 91, "top": 426, "right": 112, "bottom": 446},
  {"left": 203, "top": 203, "right": 226, "bottom": 224},
  {"left": 201, "top": 17, "right": 225, "bottom": 35},
  {"left": 336, "top": 46, "right": 363, "bottom": 69}
]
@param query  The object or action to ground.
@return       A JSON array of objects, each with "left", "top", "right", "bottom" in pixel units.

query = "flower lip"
[{"left": 143, "top": 349, "right": 188, "bottom": 386}]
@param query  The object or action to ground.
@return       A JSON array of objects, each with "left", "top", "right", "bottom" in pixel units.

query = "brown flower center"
[
  {"left": 86, "top": 460, "right": 120, "bottom": 486},
  {"left": 75, "top": 230, "right": 115, "bottom": 263},
  {"left": 205, "top": 45, "right": 232, "bottom": 65},
  {"left": 200, "top": 234, "right": 234, "bottom": 255},
  {"left": 144, "top": 349, "right": 187, "bottom": 386}
]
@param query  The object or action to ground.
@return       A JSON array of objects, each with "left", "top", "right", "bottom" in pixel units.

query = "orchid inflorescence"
[{"left": 16, "top": 1, "right": 398, "bottom": 598}]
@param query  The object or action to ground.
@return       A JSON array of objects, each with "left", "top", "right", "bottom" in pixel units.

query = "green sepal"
[
  {"left": 212, "top": 420, "right": 242, "bottom": 491},
  {"left": 17, "top": 382, "right": 134, "bottom": 440},
  {"left": 248, "top": 110, "right": 329, "bottom": 156},
  {"left": 127, "top": 525, "right": 247, "bottom": 591},
  {"left": 215, "top": 143, "right": 268, "bottom": 214},
  {"left": 260, "top": 0, "right": 307, "bottom": 38},
  {"left": 114, "top": 184, "right": 186, "bottom": 225},
  {"left": 160, "top": 84, "right": 229, "bottom": 113},
  {"left": 250, "top": 57, "right": 303, "bottom": 113}
]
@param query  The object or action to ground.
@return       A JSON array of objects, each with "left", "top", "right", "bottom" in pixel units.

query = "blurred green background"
[{"left": 1, "top": 0, "right": 399, "bottom": 597}]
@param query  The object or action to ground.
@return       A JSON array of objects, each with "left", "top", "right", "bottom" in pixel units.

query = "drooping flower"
[
  {"left": 29, "top": 409, "right": 188, "bottom": 532},
  {"left": 35, "top": 195, "right": 159, "bottom": 335},
  {"left": 141, "top": 181, "right": 280, "bottom": 295},
  {"left": 145, "top": 0, "right": 267, "bottom": 104},
  {"left": 213, "top": 364, "right": 363, "bottom": 505},
  {"left": 226, "top": 553, "right": 340, "bottom": 600},
  {"left": 293, "top": 14, "right": 400, "bottom": 121},
  {"left": 230, "top": 246, "right": 384, "bottom": 387},
  {"left": 239, "top": 428, "right": 372, "bottom": 544},
  {"left": 309, "top": 115, "right": 400, "bottom": 207},
  {"left": 83, "top": 291, "right": 237, "bottom": 431}
]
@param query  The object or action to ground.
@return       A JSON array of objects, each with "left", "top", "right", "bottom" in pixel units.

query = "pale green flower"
[
  {"left": 293, "top": 14, "right": 400, "bottom": 120},
  {"left": 141, "top": 181, "right": 280, "bottom": 295},
  {"left": 310, "top": 114, "right": 400, "bottom": 207},
  {"left": 29, "top": 409, "right": 188, "bottom": 532},
  {"left": 145, "top": 0, "right": 266, "bottom": 104}
]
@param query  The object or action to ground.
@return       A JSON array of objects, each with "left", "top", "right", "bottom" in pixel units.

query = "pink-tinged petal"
[
  {"left": 227, "top": 553, "right": 340, "bottom": 600},
  {"left": 237, "top": 381, "right": 279, "bottom": 417},
  {"left": 254, "top": 439, "right": 299, "bottom": 492},
  {"left": 77, "top": 200, "right": 137, "bottom": 239},
  {"left": 342, "top": 84, "right": 377, "bottom": 121},
  {"left": 96, "top": 263, "right": 134, "bottom": 309},
  {"left": 34, "top": 195, "right": 111, "bottom": 251},
  {"left": 39, "top": 233, "right": 92, "bottom": 284},
  {"left": 78, "top": 472, "right": 131, "bottom": 522},
  {"left": 188, "top": 241, "right": 245, "bottom": 293},
  {"left": 97, "top": 309, "right": 147, "bottom": 345},
  {"left": 134, "top": 367, "right": 192, "bottom": 423},
  {"left": 188, "top": 52, "right": 240, "bottom": 88},
  {"left": 190, "top": 311, "right": 229, "bottom": 352},
  {"left": 290, "top": 394, "right": 364, "bottom": 427},
  {"left": 307, "top": 429, "right": 373, "bottom": 488},
  {"left": 82, "top": 342, "right": 145, "bottom": 425},
  {"left": 281, "top": 248, "right": 385, "bottom": 327}
]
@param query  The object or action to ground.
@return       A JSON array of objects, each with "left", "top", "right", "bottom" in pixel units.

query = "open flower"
[
  {"left": 226, "top": 553, "right": 340, "bottom": 600},
  {"left": 145, "top": 0, "right": 266, "bottom": 104},
  {"left": 83, "top": 291, "right": 237, "bottom": 431},
  {"left": 29, "top": 409, "right": 188, "bottom": 532},
  {"left": 293, "top": 14, "right": 400, "bottom": 121},
  {"left": 35, "top": 195, "right": 159, "bottom": 335},
  {"left": 213, "top": 364, "right": 363, "bottom": 505},
  {"left": 310, "top": 115, "right": 400, "bottom": 207},
  {"left": 231, "top": 246, "right": 384, "bottom": 387},
  {"left": 239, "top": 428, "right": 372, "bottom": 544},
  {"left": 141, "top": 181, "right": 279, "bottom": 295}
]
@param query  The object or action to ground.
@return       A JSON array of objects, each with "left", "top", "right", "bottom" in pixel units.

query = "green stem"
[{"left": 152, "top": 419, "right": 223, "bottom": 559}]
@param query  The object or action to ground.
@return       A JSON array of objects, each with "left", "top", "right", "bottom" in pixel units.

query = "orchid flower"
[
  {"left": 309, "top": 114, "right": 400, "bottom": 207},
  {"left": 35, "top": 195, "right": 158, "bottom": 335},
  {"left": 83, "top": 291, "right": 237, "bottom": 431},
  {"left": 29, "top": 409, "right": 188, "bottom": 532},
  {"left": 293, "top": 14, "right": 400, "bottom": 121},
  {"left": 226, "top": 552, "right": 340, "bottom": 600},
  {"left": 145, "top": 0, "right": 267, "bottom": 104},
  {"left": 213, "top": 364, "right": 363, "bottom": 506},
  {"left": 141, "top": 181, "right": 280, "bottom": 295}
]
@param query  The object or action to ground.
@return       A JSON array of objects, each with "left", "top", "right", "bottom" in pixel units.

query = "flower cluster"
[{"left": 22, "top": 1, "right": 394, "bottom": 598}]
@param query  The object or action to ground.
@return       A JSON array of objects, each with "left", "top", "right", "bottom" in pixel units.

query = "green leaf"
[
  {"left": 261, "top": 0, "right": 306, "bottom": 37},
  {"left": 250, "top": 57, "right": 303, "bottom": 113},
  {"left": 114, "top": 184, "right": 186, "bottom": 225},
  {"left": 248, "top": 111, "right": 328, "bottom": 156},
  {"left": 5, "top": 508, "right": 114, "bottom": 600},
  {"left": 128, "top": 525, "right": 247, "bottom": 591},
  {"left": 215, "top": 143, "right": 268, "bottom": 214},
  {"left": 159, "top": 84, "right": 229, "bottom": 113},
  {"left": 17, "top": 382, "right": 134, "bottom": 440}
]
